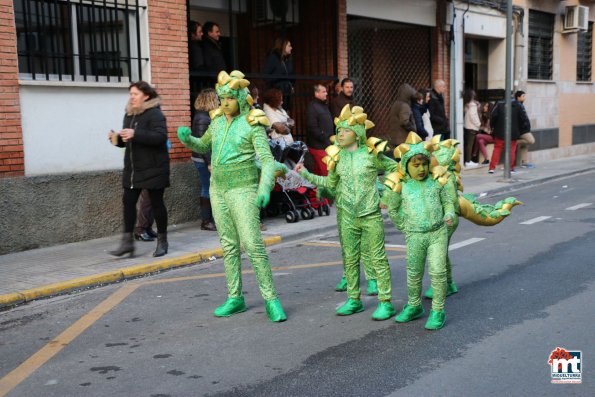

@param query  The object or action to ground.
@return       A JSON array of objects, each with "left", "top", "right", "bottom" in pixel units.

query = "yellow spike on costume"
[
  {"left": 330, "top": 135, "right": 336, "bottom": 144},
  {"left": 394, "top": 147, "right": 402, "bottom": 159},
  {"left": 351, "top": 106, "right": 364, "bottom": 114},
  {"left": 405, "top": 132, "right": 423, "bottom": 144},
  {"left": 384, "top": 171, "right": 404, "bottom": 193},
  {"left": 209, "top": 108, "right": 224, "bottom": 119},
  {"left": 353, "top": 113, "right": 367, "bottom": 124},
  {"left": 229, "top": 70, "right": 245, "bottom": 79},
  {"left": 246, "top": 94, "right": 254, "bottom": 107},
  {"left": 334, "top": 117, "right": 340, "bottom": 126},
  {"left": 441, "top": 139, "right": 453, "bottom": 148},
  {"left": 431, "top": 135, "right": 441, "bottom": 144},
  {"left": 454, "top": 162, "right": 461, "bottom": 173},
  {"left": 246, "top": 109, "right": 270, "bottom": 127},
  {"left": 217, "top": 71, "right": 231, "bottom": 86},
  {"left": 397, "top": 143, "right": 410, "bottom": 155},
  {"left": 431, "top": 156, "right": 439, "bottom": 168},
  {"left": 339, "top": 105, "right": 352, "bottom": 120},
  {"left": 365, "top": 137, "right": 389, "bottom": 156},
  {"left": 364, "top": 120, "right": 375, "bottom": 130},
  {"left": 347, "top": 116, "right": 357, "bottom": 126},
  {"left": 423, "top": 142, "right": 434, "bottom": 153}
]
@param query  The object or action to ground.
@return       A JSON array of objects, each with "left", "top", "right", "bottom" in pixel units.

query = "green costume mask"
[{"left": 177, "top": 70, "right": 286, "bottom": 323}]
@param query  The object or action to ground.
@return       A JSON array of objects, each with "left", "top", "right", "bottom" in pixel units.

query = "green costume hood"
[
  {"left": 394, "top": 132, "right": 435, "bottom": 178},
  {"left": 215, "top": 70, "right": 254, "bottom": 115},
  {"left": 333, "top": 105, "right": 374, "bottom": 146}
]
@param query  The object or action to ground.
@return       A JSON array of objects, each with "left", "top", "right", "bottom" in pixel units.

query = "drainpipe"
[{"left": 513, "top": 9, "right": 525, "bottom": 91}]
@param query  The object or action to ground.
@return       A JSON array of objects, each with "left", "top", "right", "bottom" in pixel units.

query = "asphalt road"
[{"left": 1, "top": 174, "right": 594, "bottom": 397}]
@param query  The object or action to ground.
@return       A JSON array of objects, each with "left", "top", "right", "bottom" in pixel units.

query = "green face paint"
[
  {"left": 220, "top": 95, "right": 239, "bottom": 116},
  {"left": 407, "top": 156, "right": 430, "bottom": 181},
  {"left": 337, "top": 128, "right": 357, "bottom": 148}
]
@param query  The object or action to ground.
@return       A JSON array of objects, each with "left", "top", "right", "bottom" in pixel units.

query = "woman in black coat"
[
  {"left": 263, "top": 37, "right": 294, "bottom": 110},
  {"left": 108, "top": 81, "right": 170, "bottom": 257}
]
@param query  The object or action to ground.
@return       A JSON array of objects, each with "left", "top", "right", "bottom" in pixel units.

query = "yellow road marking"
[
  {"left": 0, "top": 284, "right": 139, "bottom": 397},
  {"left": 0, "top": 254, "right": 406, "bottom": 394}
]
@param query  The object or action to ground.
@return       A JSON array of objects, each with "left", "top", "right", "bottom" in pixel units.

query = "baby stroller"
[{"left": 267, "top": 140, "right": 331, "bottom": 223}]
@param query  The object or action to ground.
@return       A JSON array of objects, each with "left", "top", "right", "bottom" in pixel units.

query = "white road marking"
[
  {"left": 565, "top": 203, "right": 592, "bottom": 211},
  {"left": 520, "top": 216, "right": 552, "bottom": 225},
  {"left": 448, "top": 238, "right": 485, "bottom": 251}
]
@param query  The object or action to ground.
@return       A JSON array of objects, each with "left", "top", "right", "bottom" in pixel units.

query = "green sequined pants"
[
  {"left": 446, "top": 217, "right": 459, "bottom": 284},
  {"left": 338, "top": 208, "right": 392, "bottom": 301},
  {"left": 210, "top": 184, "right": 277, "bottom": 301},
  {"left": 337, "top": 208, "right": 376, "bottom": 281},
  {"left": 404, "top": 225, "right": 448, "bottom": 311}
]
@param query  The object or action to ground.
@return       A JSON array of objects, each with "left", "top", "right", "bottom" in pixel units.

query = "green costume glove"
[
  {"left": 177, "top": 126, "right": 192, "bottom": 145},
  {"left": 256, "top": 191, "right": 270, "bottom": 208}
]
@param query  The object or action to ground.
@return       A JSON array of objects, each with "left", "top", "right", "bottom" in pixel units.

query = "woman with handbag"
[{"left": 108, "top": 81, "right": 170, "bottom": 257}]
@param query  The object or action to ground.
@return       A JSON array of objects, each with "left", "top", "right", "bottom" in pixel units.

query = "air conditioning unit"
[{"left": 563, "top": 5, "right": 589, "bottom": 32}]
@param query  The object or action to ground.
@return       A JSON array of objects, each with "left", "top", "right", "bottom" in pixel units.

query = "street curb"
[
  {"left": 0, "top": 235, "right": 282, "bottom": 310},
  {"left": 469, "top": 167, "right": 595, "bottom": 198}
]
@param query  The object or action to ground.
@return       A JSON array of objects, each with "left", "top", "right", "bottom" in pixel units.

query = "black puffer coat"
[
  {"left": 191, "top": 110, "right": 211, "bottom": 164},
  {"left": 117, "top": 98, "right": 170, "bottom": 189}
]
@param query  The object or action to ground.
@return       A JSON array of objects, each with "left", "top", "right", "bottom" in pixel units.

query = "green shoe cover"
[
  {"left": 395, "top": 304, "right": 425, "bottom": 323},
  {"left": 366, "top": 279, "right": 379, "bottom": 296},
  {"left": 335, "top": 277, "right": 348, "bottom": 292},
  {"left": 371, "top": 301, "right": 396, "bottom": 321},
  {"left": 447, "top": 282, "right": 459, "bottom": 296},
  {"left": 424, "top": 282, "right": 459, "bottom": 299},
  {"left": 265, "top": 298, "right": 287, "bottom": 322},
  {"left": 213, "top": 297, "right": 247, "bottom": 317},
  {"left": 336, "top": 298, "right": 364, "bottom": 316},
  {"left": 424, "top": 309, "right": 446, "bottom": 330},
  {"left": 423, "top": 286, "right": 434, "bottom": 299}
]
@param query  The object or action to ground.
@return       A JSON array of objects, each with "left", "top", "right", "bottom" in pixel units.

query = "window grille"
[
  {"left": 528, "top": 10, "right": 554, "bottom": 80},
  {"left": 577, "top": 22, "right": 593, "bottom": 82},
  {"left": 13, "top": 0, "right": 147, "bottom": 82}
]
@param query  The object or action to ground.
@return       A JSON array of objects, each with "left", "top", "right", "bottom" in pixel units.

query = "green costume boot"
[
  {"left": 371, "top": 301, "right": 396, "bottom": 321},
  {"left": 395, "top": 304, "right": 425, "bottom": 323},
  {"left": 213, "top": 297, "right": 247, "bottom": 317},
  {"left": 367, "top": 279, "right": 379, "bottom": 296},
  {"left": 265, "top": 298, "right": 287, "bottom": 322},
  {"left": 425, "top": 309, "right": 446, "bottom": 330},
  {"left": 335, "top": 277, "right": 348, "bottom": 292},
  {"left": 424, "top": 282, "right": 459, "bottom": 299},
  {"left": 336, "top": 298, "right": 364, "bottom": 316}
]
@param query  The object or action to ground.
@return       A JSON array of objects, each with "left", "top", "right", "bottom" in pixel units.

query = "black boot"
[
  {"left": 200, "top": 197, "right": 217, "bottom": 231},
  {"left": 153, "top": 233, "right": 168, "bottom": 257},
  {"left": 109, "top": 233, "right": 135, "bottom": 257}
]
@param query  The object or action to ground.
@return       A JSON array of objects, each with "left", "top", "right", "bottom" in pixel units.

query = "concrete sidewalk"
[{"left": 1, "top": 154, "right": 594, "bottom": 309}]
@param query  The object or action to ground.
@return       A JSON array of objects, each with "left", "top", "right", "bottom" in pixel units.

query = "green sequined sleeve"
[
  {"left": 440, "top": 183, "right": 456, "bottom": 219},
  {"left": 374, "top": 153, "right": 398, "bottom": 174},
  {"left": 252, "top": 125, "right": 276, "bottom": 195},
  {"left": 183, "top": 126, "right": 213, "bottom": 154},
  {"left": 384, "top": 189, "right": 404, "bottom": 230},
  {"left": 300, "top": 169, "right": 340, "bottom": 190}
]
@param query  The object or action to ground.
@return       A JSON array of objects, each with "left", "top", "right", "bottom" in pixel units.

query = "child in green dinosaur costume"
[
  {"left": 382, "top": 132, "right": 456, "bottom": 330},
  {"left": 296, "top": 105, "right": 397, "bottom": 320},
  {"left": 177, "top": 70, "right": 286, "bottom": 322},
  {"left": 423, "top": 135, "right": 523, "bottom": 300}
]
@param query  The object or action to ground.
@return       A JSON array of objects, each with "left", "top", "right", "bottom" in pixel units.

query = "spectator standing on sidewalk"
[
  {"left": 330, "top": 78, "right": 355, "bottom": 118},
  {"left": 514, "top": 91, "right": 535, "bottom": 168},
  {"left": 463, "top": 89, "right": 481, "bottom": 168},
  {"left": 202, "top": 21, "right": 226, "bottom": 74},
  {"left": 306, "top": 84, "right": 334, "bottom": 175},
  {"left": 488, "top": 95, "right": 530, "bottom": 174},
  {"left": 420, "top": 88, "right": 434, "bottom": 140},
  {"left": 428, "top": 79, "right": 450, "bottom": 139},
  {"left": 263, "top": 38, "right": 294, "bottom": 110},
  {"left": 387, "top": 83, "right": 417, "bottom": 147},
  {"left": 473, "top": 102, "right": 495, "bottom": 165},
  {"left": 134, "top": 190, "right": 158, "bottom": 241},
  {"left": 108, "top": 81, "right": 170, "bottom": 258},
  {"left": 191, "top": 88, "right": 219, "bottom": 231},
  {"left": 188, "top": 21, "right": 205, "bottom": 71},
  {"left": 411, "top": 91, "right": 429, "bottom": 141}
]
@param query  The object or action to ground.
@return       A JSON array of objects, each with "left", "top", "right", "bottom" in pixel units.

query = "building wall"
[
  {"left": 0, "top": 0, "right": 198, "bottom": 253},
  {"left": 0, "top": 0, "right": 24, "bottom": 177}
]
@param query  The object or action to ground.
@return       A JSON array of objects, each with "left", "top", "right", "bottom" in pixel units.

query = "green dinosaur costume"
[
  {"left": 383, "top": 132, "right": 456, "bottom": 330},
  {"left": 299, "top": 105, "right": 397, "bottom": 320},
  {"left": 177, "top": 70, "right": 286, "bottom": 322},
  {"left": 423, "top": 135, "right": 523, "bottom": 299}
]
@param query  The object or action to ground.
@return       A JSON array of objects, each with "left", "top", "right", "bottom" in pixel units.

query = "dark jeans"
[
  {"left": 134, "top": 189, "right": 154, "bottom": 234},
  {"left": 463, "top": 128, "right": 478, "bottom": 163},
  {"left": 123, "top": 188, "right": 167, "bottom": 234}
]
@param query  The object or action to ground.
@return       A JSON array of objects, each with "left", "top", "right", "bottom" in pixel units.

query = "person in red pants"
[{"left": 488, "top": 97, "right": 530, "bottom": 174}]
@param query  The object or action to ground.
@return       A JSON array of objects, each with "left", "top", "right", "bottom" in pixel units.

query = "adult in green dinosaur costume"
[
  {"left": 296, "top": 105, "right": 397, "bottom": 320},
  {"left": 382, "top": 132, "right": 456, "bottom": 330},
  {"left": 177, "top": 70, "right": 286, "bottom": 322},
  {"left": 423, "top": 135, "right": 523, "bottom": 300}
]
